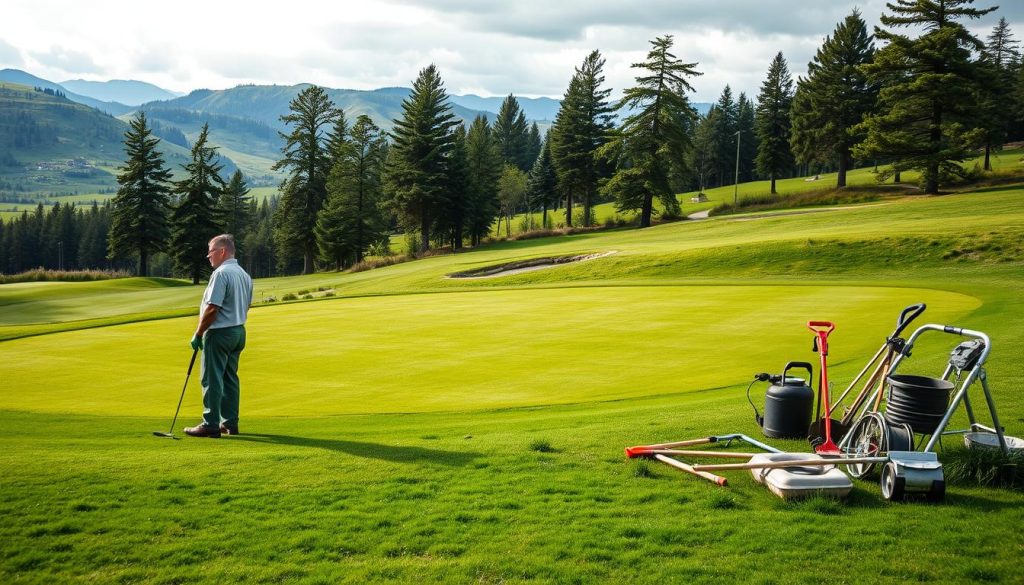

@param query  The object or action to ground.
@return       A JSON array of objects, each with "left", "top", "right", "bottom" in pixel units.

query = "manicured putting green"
[{"left": 4, "top": 285, "right": 978, "bottom": 418}]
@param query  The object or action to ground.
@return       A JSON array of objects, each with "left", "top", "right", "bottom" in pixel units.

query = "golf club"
[{"left": 153, "top": 347, "right": 199, "bottom": 439}]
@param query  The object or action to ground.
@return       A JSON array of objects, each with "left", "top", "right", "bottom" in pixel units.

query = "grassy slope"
[{"left": 1, "top": 185, "right": 1023, "bottom": 583}]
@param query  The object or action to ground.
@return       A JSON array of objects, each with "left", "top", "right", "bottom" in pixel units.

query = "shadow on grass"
[{"left": 231, "top": 433, "right": 480, "bottom": 466}]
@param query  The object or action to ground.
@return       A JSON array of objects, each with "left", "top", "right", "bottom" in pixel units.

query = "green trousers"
[{"left": 201, "top": 325, "right": 246, "bottom": 428}]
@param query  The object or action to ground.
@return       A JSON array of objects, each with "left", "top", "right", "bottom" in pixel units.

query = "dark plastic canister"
[{"left": 763, "top": 362, "right": 815, "bottom": 439}]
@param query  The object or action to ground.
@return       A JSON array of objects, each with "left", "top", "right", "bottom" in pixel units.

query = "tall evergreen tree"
[
  {"left": 855, "top": 0, "right": 997, "bottom": 194},
  {"left": 168, "top": 123, "right": 225, "bottom": 284},
  {"left": 384, "top": 65, "right": 459, "bottom": 252},
  {"left": 525, "top": 122, "right": 543, "bottom": 171},
  {"left": 218, "top": 170, "right": 253, "bottom": 251},
  {"left": 108, "top": 112, "right": 172, "bottom": 276},
  {"left": 494, "top": 95, "right": 531, "bottom": 171},
  {"left": 790, "top": 9, "right": 877, "bottom": 188},
  {"left": 710, "top": 86, "right": 738, "bottom": 187},
  {"left": 755, "top": 52, "right": 796, "bottom": 194},
  {"left": 464, "top": 115, "right": 502, "bottom": 246},
  {"left": 528, "top": 138, "right": 559, "bottom": 228},
  {"left": 602, "top": 35, "right": 701, "bottom": 227},
  {"left": 273, "top": 85, "right": 340, "bottom": 274},
  {"left": 550, "top": 50, "right": 614, "bottom": 226},
  {"left": 736, "top": 93, "right": 758, "bottom": 183},
  {"left": 315, "top": 114, "right": 388, "bottom": 268},
  {"left": 78, "top": 201, "right": 111, "bottom": 270},
  {"left": 690, "top": 110, "right": 720, "bottom": 194},
  {"left": 443, "top": 124, "right": 470, "bottom": 249},
  {"left": 977, "top": 17, "right": 1021, "bottom": 170}
]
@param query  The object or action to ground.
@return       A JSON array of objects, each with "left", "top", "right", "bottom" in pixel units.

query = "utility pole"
[{"left": 733, "top": 130, "right": 741, "bottom": 208}]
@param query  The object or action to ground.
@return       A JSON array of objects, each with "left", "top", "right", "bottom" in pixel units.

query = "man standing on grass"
[{"left": 185, "top": 234, "right": 253, "bottom": 438}]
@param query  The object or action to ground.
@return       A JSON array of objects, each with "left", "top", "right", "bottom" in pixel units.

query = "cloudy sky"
[{"left": 2, "top": 0, "right": 1021, "bottom": 102}]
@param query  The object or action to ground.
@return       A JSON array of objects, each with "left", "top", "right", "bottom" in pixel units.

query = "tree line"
[{"left": 3, "top": 0, "right": 1023, "bottom": 279}]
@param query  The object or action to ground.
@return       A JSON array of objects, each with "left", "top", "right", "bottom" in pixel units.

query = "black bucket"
[{"left": 884, "top": 374, "right": 954, "bottom": 435}]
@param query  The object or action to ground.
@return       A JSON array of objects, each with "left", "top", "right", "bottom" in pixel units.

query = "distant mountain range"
[
  {"left": 0, "top": 67, "right": 712, "bottom": 197},
  {"left": 60, "top": 78, "right": 183, "bottom": 106}
]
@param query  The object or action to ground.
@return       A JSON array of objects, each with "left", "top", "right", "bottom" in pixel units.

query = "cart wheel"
[
  {"left": 886, "top": 421, "right": 915, "bottom": 452},
  {"left": 927, "top": 480, "right": 945, "bottom": 503},
  {"left": 845, "top": 413, "right": 886, "bottom": 479},
  {"left": 880, "top": 461, "right": 905, "bottom": 501}
]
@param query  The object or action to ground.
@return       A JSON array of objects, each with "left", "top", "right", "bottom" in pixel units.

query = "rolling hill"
[
  {"left": 59, "top": 78, "right": 182, "bottom": 106},
  {"left": 0, "top": 68, "right": 133, "bottom": 116},
  {"left": 0, "top": 81, "right": 229, "bottom": 198}
]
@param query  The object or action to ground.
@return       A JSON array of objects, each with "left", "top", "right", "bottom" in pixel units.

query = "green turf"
[{"left": 1, "top": 183, "right": 1023, "bottom": 584}]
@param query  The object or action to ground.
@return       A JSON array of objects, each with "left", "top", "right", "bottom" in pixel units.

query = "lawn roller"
[{"left": 807, "top": 321, "right": 842, "bottom": 455}]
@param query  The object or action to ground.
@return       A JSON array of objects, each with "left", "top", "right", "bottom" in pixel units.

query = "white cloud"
[{"left": 1, "top": 0, "right": 1021, "bottom": 101}]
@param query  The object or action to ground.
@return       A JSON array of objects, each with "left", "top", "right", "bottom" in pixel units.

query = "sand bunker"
[{"left": 448, "top": 251, "right": 616, "bottom": 279}]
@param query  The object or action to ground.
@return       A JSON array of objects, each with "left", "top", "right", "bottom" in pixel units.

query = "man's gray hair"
[{"left": 210, "top": 234, "right": 236, "bottom": 255}]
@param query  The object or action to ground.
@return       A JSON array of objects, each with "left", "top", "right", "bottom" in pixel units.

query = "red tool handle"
[
  {"left": 807, "top": 320, "right": 840, "bottom": 455},
  {"left": 807, "top": 321, "right": 835, "bottom": 335}
]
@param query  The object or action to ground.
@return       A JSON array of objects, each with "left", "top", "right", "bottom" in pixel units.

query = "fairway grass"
[
  {"left": 0, "top": 285, "right": 980, "bottom": 417},
  {"left": 2, "top": 184, "right": 1024, "bottom": 583}
]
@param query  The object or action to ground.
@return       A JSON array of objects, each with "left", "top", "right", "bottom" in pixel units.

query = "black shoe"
[
  {"left": 184, "top": 424, "right": 221, "bottom": 438},
  {"left": 219, "top": 424, "right": 239, "bottom": 436}
]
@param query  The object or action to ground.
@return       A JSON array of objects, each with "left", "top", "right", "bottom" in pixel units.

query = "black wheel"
[
  {"left": 927, "top": 480, "right": 945, "bottom": 503},
  {"left": 845, "top": 413, "right": 887, "bottom": 479},
  {"left": 880, "top": 461, "right": 906, "bottom": 501}
]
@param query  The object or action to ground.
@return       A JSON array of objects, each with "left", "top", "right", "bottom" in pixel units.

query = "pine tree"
[
  {"left": 273, "top": 85, "right": 340, "bottom": 274},
  {"left": 384, "top": 65, "right": 459, "bottom": 252},
  {"left": 108, "top": 112, "right": 172, "bottom": 276},
  {"left": 527, "top": 138, "right": 559, "bottom": 228},
  {"left": 218, "top": 170, "right": 253, "bottom": 252},
  {"left": 464, "top": 115, "right": 502, "bottom": 246},
  {"left": 602, "top": 35, "right": 701, "bottom": 227},
  {"left": 977, "top": 17, "right": 1021, "bottom": 170},
  {"left": 443, "top": 124, "right": 470, "bottom": 249},
  {"left": 711, "top": 86, "right": 738, "bottom": 187},
  {"left": 315, "top": 114, "right": 389, "bottom": 268},
  {"left": 550, "top": 50, "right": 614, "bottom": 226},
  {"left": 854, "top": 0, "right": 997, "bottom": 193},
  {"left": 755, "top": 52, "right": 796, "bottom": 194},
  {"left": 790, "top": 10, "right": 877, "bottom": 188},
  {"left": 736, "top": 93, "right": 758, "bottom": 183},
  {"left": 494, "top": 95, "right": 531, "bottom": 171},
  {"left": 525, "top": 123, "right": 543, "bottom": 171},
  {"left": 690, "top": 110, "right": 719, "bottom": 195},
  {"left": 168, "top": 123, "right": 226, "bottom": 284}
]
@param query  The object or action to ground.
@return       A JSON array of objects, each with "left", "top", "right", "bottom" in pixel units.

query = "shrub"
[
  {"left": 297, "top": 289, "right": 310, "bottom": 295},
  {"left": 302, "top": 294, "right": 313, "bottom": 300},
  {"left": 529, "top": 439, "right": 555, "bottom": 453},
  {"left": 282, "top": 293, "right": 298, "bottom": 301},
  {"left": 0, "top": 268, "right": 133, "bottom": 284},
  {"left": 324, "top": 291, "right": 335, "bottom": 297}
]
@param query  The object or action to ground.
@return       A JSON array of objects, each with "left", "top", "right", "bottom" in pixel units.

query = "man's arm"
[{"left": 195, "top": 304, "right": 220, "bottom": 338}]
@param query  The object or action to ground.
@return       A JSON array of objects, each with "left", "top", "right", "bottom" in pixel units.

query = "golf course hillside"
[{"left": 3, "top": 182, "right": 1023, "bottom": 583}]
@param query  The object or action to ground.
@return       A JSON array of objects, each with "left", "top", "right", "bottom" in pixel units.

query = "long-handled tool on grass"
[
  {"left": 653, "top": 455, "right": 728, "bottom": 486},
  {"left": 624, "top": 436, "right": 721, "bottom": 457},
  {"left": 152, "top": 348, "right": 199, "bottom": 439},
  {"left": 807, "top": 321, "right": 841, "bottom": 455}
]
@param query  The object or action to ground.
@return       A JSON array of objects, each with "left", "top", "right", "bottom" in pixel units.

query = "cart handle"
[{"left": 893, "top": 303, "right": 926, "bottom": 337}]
